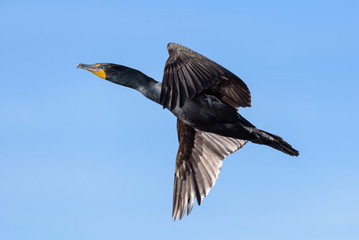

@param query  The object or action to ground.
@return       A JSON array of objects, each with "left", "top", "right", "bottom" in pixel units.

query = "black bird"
[{"left": 77, "top": 43, "right": 299, "bottom": 220}]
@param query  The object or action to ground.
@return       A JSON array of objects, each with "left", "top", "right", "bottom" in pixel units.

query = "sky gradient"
[{"left": 1, "top": 1, "right": 358, "bottom": 239}]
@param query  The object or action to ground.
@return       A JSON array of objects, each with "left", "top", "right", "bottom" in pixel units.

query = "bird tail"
[{"left": 249, "top": 128, "right": 299, "bottom": 156}]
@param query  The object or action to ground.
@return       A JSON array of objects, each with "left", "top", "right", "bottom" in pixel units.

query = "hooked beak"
[
  {"left": 77, "top": 63, "right": 99, "bottom": 72},
  {"left": 77, "top": 63, "right": 106, "bottom": 79}
]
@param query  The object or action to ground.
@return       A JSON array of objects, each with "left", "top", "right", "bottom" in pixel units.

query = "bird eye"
[{"left": 98, "top": 65, "right": 103, "bottom": 69}]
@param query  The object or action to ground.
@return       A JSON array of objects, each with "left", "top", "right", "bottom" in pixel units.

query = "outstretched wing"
[
  {"left": 173, "top": 119, "right": 248, "bottom": 220},
  {"left": 160, "top": 42, "right": 251, "bottom": 110}
]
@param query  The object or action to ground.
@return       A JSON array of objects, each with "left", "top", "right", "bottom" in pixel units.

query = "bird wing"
[
  {"left": 173, "top": 119, "right": 248, "bottom": 220},
  {"left": 160, "top": 42, "right": 251, "bottom": 110}
]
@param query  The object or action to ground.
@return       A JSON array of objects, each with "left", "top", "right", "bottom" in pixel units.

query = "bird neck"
[
  {"left": 136, "top": 76, "right": 162, "bottom": 104},
  {"left": 110, "top": 67, "right": 161, "bottom": 104}
]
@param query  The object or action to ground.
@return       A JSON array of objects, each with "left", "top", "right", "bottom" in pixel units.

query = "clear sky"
[{"left": 1, "top": 0, "right": 358, "bottom": 239}]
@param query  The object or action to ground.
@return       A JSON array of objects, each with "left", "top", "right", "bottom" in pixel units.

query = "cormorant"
[{"left": 77, "top": 42, "right": 299, "bottom": 220}]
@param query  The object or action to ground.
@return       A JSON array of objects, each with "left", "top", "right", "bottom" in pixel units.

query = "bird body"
[
  {"left": 78, "top": 43, "right": 299, "bottom": 220},
  {"left": 173, "top": 93, "right": 240, "bottom": 131}
]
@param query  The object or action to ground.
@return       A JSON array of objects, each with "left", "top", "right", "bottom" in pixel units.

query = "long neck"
[
  {"left": 135, "top": 76, "right": 161, "bottom": 104},
  {"left": 109, "top": 67, "right": 161, "bottom": 104}
]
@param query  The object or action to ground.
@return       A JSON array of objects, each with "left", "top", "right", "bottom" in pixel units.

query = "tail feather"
[{"left": 250, "top": 128, "right": 299, "bottom": 156}]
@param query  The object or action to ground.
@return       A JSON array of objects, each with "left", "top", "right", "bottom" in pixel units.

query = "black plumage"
[
  {"left": 161, "top": 43, "right": 251, "bottom": 110},
  {"left": 77, "top": 42, "right": 299, "bottom": 221}
]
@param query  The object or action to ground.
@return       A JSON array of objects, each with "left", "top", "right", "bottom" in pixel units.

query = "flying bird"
[{"left": 77, "top": 42, "right": 299, "bottom": 220}]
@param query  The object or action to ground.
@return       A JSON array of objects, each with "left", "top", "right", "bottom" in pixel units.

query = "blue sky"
[{"left": 1, "top": 0, "right": 358, "bottom": 239}]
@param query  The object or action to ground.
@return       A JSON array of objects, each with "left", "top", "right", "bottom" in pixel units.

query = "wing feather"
[
  {"left": 173, "top": 119, "right": 248, "bottom": 220},
  {"left": 161, "top": 43, "right": 251, "bottom": 110}
]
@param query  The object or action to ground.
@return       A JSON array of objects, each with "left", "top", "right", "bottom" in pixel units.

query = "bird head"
[
  {"left": 77, "top": 63, "right": 134, "bottom": 85},
  {"left": 77, "top": 62, "right": 154, "bottom": 93}
]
